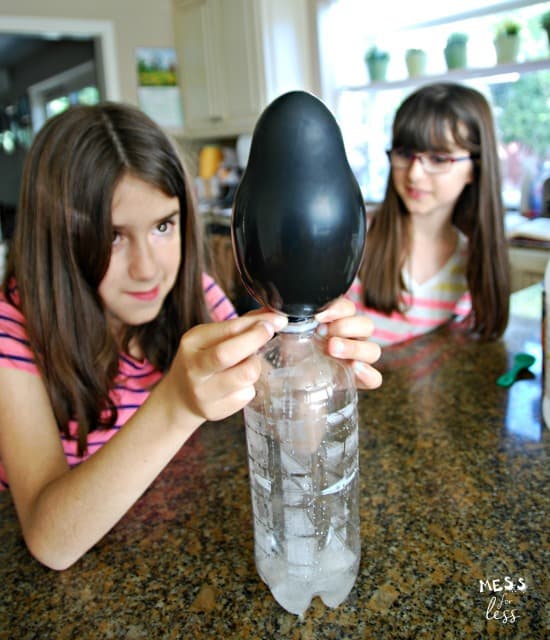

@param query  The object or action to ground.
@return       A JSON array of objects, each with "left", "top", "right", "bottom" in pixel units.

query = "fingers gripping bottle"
[{"left": 243, "top": 319, "right": 360, "bottom": 616}]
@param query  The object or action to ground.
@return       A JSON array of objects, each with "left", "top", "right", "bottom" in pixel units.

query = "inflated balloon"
[{"left": 231, "top": 91, "right": 366, "bottom": 320}]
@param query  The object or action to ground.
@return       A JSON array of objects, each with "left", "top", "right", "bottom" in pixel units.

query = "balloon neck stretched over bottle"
[{"left": 281, "top": 317, "right": 318, "bottom": 333}]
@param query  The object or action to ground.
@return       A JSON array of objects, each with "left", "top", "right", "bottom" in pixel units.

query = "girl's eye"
[
  {"left": 429, "top": 153, "right": 451, "bottom": 164},
  {"left": 112, "top": 231, "right": 122, "bottom": 246},
  {"left": 154, "top": 217, "right": 178, "bottom": 235}
]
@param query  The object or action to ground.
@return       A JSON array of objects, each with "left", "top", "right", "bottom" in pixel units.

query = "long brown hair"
[
  {"left": 360, "top": 82, "right": 510, "bottom": 339},
  {"left": 4, "top": 103, "right": 210, "bottom": 454}
]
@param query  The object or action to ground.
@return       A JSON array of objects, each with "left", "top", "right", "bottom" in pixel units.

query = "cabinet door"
[
  {"left": 508, "top": 246, "right": 549, "bottom": 292},
  {"left": 173, "top": 0, "right": 222, "bottom": 135},
  {"left": 214, "top": 0, "right": 264, "bottom": 132},
  {"left": 174, "top": 0, "right": 314, "bottom": 138},
  {"left": 174, "top": 0, "right": 263, "bottom": 137}
]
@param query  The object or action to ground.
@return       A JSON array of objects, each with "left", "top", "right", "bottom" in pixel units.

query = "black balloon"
[{"left": 231, "top": 91, "right": 366, "bottom": 321}]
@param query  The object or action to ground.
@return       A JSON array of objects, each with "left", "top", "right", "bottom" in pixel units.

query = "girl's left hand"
[{"left": 315, "top": 298, "right": 382, "bottom": 390}]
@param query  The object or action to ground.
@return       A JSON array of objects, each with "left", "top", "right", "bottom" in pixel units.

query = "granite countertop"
[{"left": 0, "top": 286, "right": 547, "bottom": 639}]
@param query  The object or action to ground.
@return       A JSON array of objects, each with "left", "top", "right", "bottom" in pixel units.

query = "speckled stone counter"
[{"left": 0, "top": 286, "right": 547, "bottom": 639}]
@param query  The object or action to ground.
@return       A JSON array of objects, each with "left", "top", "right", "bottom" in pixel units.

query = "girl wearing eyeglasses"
[{"left": 347, "top": 82, "right": 510, "bottom": 345}]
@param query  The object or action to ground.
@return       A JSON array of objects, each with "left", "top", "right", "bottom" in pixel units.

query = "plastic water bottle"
[{"left": 244, "top": 319, "right": 360, "bottom": 616}]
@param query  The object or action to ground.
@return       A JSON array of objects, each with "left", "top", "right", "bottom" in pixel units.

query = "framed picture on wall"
[{"left": 135, "top": 47, "right": 184, "bottom": 130}]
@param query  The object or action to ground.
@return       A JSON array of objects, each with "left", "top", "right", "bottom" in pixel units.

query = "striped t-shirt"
[
  {"left": 347, "top": 233, "right": 471, "bottom": 346},
  {"left": 0, "top": 273, "right": 236, "bottom": 489}
]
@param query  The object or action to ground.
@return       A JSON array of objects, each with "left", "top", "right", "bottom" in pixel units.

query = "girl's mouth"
[
  {"left": 127, "top": 286, "right": 160, "bottom": 301},
  {"left": 405, "top": 186, "right": 427, "bottom": 199}
]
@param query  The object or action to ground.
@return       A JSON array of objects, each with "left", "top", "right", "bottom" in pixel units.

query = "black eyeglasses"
[{"left": 386, "top": 148, "right": 473, "bottom": 174}]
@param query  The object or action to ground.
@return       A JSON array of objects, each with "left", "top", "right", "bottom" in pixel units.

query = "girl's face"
[
  {"left": 391, "top": 135, "right": 473, "bottom": 225},
  {"left": 98, "top": 174, "right": 181, "bottom": 332}
]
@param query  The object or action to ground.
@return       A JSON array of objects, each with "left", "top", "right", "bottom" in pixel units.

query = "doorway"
[{"left": 0, "top": 16, "right": 120, "bottom": 246}]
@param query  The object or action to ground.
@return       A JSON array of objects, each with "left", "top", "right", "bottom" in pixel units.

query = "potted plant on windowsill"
[
  {"left": 444, "top": 33, "right": 468, "bottom": 70},
  {"left": 405, "top": 48, "right": 427, "bottom": 78},
  {"left": 494, "top": 20, "right": 521, "bottom": 64},
  {"left": 364, "top": 47, "right": 390, "bottom": 83},
  {"left": 542, "top": 11, "right": 550, "bottom": 50}
]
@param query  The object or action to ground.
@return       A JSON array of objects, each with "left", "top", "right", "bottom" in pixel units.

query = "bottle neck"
[{"left": 280, "top": 318, "right": 319, "bottom": 334}]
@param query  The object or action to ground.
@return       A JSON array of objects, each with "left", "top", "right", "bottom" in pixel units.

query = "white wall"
[{"left": 0, "top": 0, "right": 176, "bottom": 104}]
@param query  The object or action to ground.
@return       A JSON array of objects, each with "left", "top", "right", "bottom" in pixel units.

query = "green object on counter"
[{"left": 497, "top": 352, "right": 536, "bottom": 387}]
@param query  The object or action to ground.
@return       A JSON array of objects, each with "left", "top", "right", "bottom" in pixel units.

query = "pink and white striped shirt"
[
  {"left": 347, "top": 233, "right": 471, "bottom": 346},
  {"left": 0, "top": 273, "right": 236, "bottom": 489}
]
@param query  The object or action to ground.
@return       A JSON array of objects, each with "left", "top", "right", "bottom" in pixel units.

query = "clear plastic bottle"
[{"left": 244, "top": 319, "right": 360, "bottom": 616}]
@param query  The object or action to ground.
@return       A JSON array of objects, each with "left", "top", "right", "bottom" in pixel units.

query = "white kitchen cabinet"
[
  {"left": 173, "top": 0, "right": 317, "bottom": 138},
  {"left": 508, "top": 245, "right": 549, "bottom": 293}
]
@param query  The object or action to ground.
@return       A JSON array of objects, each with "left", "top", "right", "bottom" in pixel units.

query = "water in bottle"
[{"left": 244, "top": 320, "right": 360, "bottom": 615}]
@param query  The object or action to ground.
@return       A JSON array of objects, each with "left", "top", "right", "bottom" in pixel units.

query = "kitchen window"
[{"left": 316, "top": 0, "right": 550, "bottom": 211}]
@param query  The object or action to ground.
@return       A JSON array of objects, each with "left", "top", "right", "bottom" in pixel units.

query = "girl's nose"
[
  {"left": 128, "top": 239, "right": 157, "bottom": 280},
  {"left": 406, "top": 155, "right": 426, "bottom": 180}
]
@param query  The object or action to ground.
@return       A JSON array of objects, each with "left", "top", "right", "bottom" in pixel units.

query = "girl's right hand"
[{"left": 167, "top": 312, "right": 288, "bottom": 424}]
